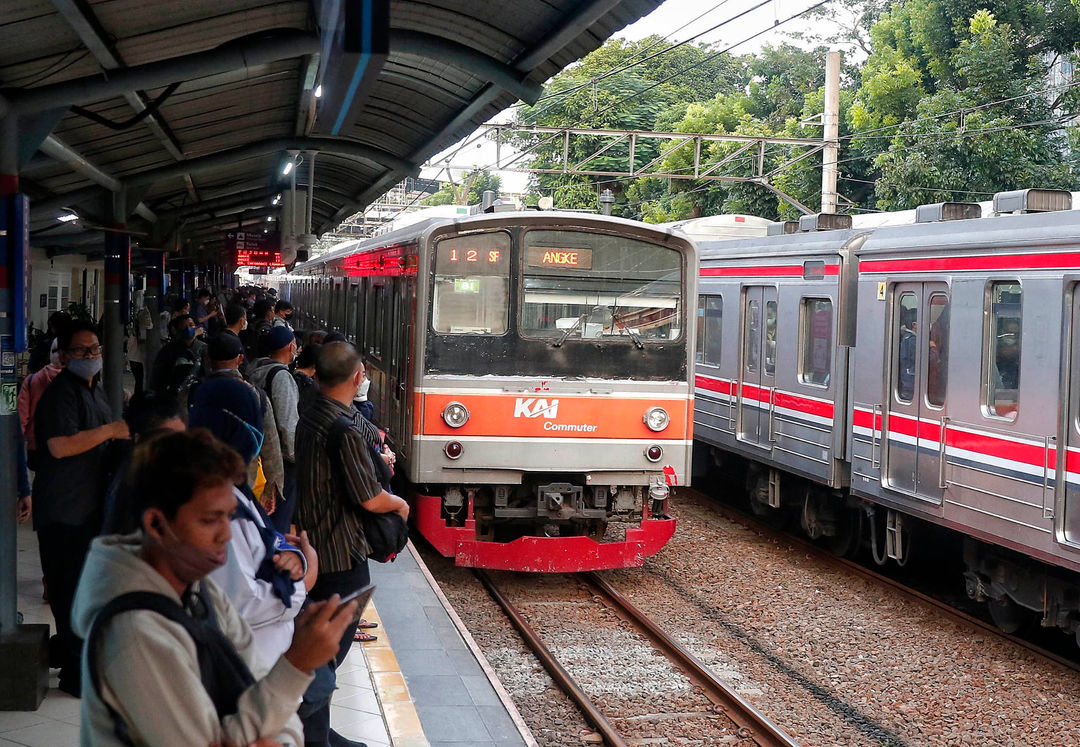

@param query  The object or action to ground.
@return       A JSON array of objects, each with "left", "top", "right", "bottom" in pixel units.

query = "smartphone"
[{"left": 338, "top": 583, "right": 376, "bottom": 621}]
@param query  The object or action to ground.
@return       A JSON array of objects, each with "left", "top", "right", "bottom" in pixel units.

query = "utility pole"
[{"left": 820, "top": 51, "right": 842, "bottom": 214}]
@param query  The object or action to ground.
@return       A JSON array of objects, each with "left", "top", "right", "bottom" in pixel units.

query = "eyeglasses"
[{"left": 66, "top": 344, "right": 103, "bottom": 358}]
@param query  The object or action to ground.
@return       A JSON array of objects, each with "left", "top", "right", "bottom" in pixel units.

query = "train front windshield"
[{"left": 519, "top": 230, "right": 683, "bottom": 342}]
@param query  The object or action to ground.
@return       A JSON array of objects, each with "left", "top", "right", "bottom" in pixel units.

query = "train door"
[
  {"left": 1063, "top": 290, "right": 1080, "bottom": 544},
  {"left": 390, "top": 277, "right": 410, "bottom": 453},
  {"left": 884, "top": 283, "right": 949, "bottom": 502},
  {"left": 738, "top": 286, "right": 777, "bottom": 447}
]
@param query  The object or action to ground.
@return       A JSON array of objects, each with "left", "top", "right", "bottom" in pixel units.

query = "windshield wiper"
[
  {"left": 553, "top": 311, "right": 587, "bottom": 347},
  {"left": 610, "top": 306, "right": 645, "bottom": 349}
]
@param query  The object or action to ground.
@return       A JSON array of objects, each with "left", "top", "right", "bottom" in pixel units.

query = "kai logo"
[{"left": 514, "top": 397, "right": 559, "bottom": 419}]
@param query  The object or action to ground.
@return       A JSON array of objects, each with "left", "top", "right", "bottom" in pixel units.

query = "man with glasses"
[{"left": 33, "top": 319, "right": 131, "bottom": 696}]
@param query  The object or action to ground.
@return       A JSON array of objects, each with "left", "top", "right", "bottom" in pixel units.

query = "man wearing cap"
[
  {"left": 202, "top": 334, "right": 286, "bottom": 517},
  {"left": 249, "top": 326, "right": 301, "bottom": 533}
]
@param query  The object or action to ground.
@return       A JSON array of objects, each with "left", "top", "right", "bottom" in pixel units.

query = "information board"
[{"left": 226, "top": 231, "right": 284, "bottom": 267}]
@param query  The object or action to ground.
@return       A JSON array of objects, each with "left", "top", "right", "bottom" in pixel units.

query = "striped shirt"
[{"left": 294, "top": 394, "right": 383, "bottom": 572}]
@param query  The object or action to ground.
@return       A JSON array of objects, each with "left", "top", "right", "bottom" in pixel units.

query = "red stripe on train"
[
  {"left": 860, "top": 252, "right": 1080, "bottom": 274},
  {"left": 700, "top": 265, "right": 840, "bottom": 277},
  {"left": 696, "top": 376, "right": 834, "bottom": 419}
]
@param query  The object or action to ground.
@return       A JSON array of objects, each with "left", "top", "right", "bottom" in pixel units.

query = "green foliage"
[
  {"left": 422, "top": 170, "right": 501, "bottom": 206},
  {"left": 507, "top": 0, "right": 1079, "bottom": 221}
]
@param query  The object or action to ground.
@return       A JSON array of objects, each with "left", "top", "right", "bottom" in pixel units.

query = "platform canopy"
[{"left": 0, "top": 0, "right": 662, "bottom": 259}]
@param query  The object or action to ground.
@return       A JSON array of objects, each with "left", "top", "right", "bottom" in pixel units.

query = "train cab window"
[
  {"left": 432, "top": 232, "right": 510, "bottom": 335},
  {"left": 520, "top": 230, "right": 683, "bottom": 342},
  {"left": 698, "top": 295, "right": 722, "bottom": 365},
  {"left": 984, "top": 281, "right": 1021, "bottom": 420},
  {"left": 895, "top": 293, "right": 918, "bottom": 403},
  {"left": 764, "top": 300, "right": 777, "bottom": 376},
  {"left": 926, "top": 293, "right": 949, "bottom": 408},
  {"left": 798, "top": 298, "right": 832, "bottom": 386}
]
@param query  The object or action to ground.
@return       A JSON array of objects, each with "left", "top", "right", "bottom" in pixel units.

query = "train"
[
  {"left": 282, "top": 206, "right": 697, "bottom": 572},
  {"left": 690, "top": 188, "right": 1080, "bottom": 641}
]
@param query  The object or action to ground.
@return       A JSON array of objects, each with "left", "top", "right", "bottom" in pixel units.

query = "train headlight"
[
  {"left": 442, "top": 402, "right": 470, "bottom": 428},
  {"left": 643, "top": 406, "right": 669, "bottom": 432}
]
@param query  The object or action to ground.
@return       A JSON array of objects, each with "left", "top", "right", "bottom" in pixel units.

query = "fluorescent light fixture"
[
  {"left": 282, "top": 161, "right": 294, "bottom": 176},
  {"left": 314, "top": 85, "right": 323, "bottom": 98},
  {"left": 57, "top": 213, "right": 79, "bottom": 222}
]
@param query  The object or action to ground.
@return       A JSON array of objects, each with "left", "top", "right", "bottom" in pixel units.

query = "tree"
[{"left": 422, "top": 170, "right": 501, "bottom": 206}]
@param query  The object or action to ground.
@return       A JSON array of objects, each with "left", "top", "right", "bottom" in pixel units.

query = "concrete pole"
[
  {"left": 305, "top": 150, "right": 316, "bottom": 235},
  {"left": 820, "top": 51, "right": 842, "bottom": 215},
  {"left": 0, "top": 115, "right": 18, "bottom": 636},
  {"left": 142, "top": 250, "right": 164, "bottom": 389},
  {"left": 103, "top": 190, "right": 129, "bottom": 418}
]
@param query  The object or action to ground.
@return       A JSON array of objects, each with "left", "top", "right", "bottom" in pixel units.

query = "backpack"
[
  {"left": 86, "top": 586, "right": 255, "bottom": 745},
  {"left": 326, "top": 415, "right": 408, "bottom": 563}
]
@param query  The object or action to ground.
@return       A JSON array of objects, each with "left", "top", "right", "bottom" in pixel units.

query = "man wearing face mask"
[
  {"left": 72, "top": 431, "right": 357, "bottom": 746},
  {"left": 151, "top": 314, "right": 204, "bottom": 397},
  {"left": 250, "top": 326, "right": 301, "bottom": 533},
  {"left": 272, "top": 300, "right": 295, "bottom": 332},
  {"left": 33, "top": 320, "right": 131, "bottom": 696}
]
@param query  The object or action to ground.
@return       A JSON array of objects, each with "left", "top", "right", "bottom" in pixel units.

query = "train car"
[
  {"left": 694, "top": 190, "right": 1080, "bottom": 641},
  {"left": 283, "top": 209, "right": 697, "bottom": 572}
]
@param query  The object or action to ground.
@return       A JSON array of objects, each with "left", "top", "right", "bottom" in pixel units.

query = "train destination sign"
[
  {"left": 526, "top": 246, "right": 593, "bottom": 270},
  {"left": 226, "top": 231, "right": 284, "bottom": 267},
  {"left": 436, "top": 237, "right": 510, "bottom": 276}
]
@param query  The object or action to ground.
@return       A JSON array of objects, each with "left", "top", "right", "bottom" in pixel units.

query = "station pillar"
[
  {"left": 0, "top": 114, "right": 49, "bottom": 710},
  {"left": 102, "top": 192, "right": 130, "bottom": 418},
  {"left": 142, "top": 249, "right": 165, "bottom": 387}
]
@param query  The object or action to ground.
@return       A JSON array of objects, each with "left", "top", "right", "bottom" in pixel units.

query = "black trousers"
[
  {"left": 270, "top": 460, "right": 297, "bottom": 534},
  {"left": 130, "top": 360, "right": 145, "bottom": 397},
  {"left": 38, "top": 519, "right": 100, "bottom": 693},
  {"left": 300, "top": 560, "right": 369, "bottom": 745}
]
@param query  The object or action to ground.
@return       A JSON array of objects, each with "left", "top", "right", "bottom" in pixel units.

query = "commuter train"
[
  {"left": 691, "top": 189, "right": 1080, "bottom": 641},
  {"left": 282, "top": 208, "right": 696, "bottom": 572}
]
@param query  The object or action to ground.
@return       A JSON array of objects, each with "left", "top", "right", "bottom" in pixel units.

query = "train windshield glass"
[
  {"left": 519, "top": 230, "right": 683, "bottom": 342},
  {"left": 432, "top": 232, "right": 511, "bottom": 334}
]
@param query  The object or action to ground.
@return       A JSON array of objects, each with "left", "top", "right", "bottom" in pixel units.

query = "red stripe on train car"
[
  {"left": 694, "top": 375, "right": 735, "bottom": 395},
  {"left": 860, "top": 252, "right": 1080, "bottom": 274},
  {"left": 772, "top": 390, "right": 834, "bottom": 420},
  {"left": 700, "top": 265, "right": 840, "bottom": 277}
]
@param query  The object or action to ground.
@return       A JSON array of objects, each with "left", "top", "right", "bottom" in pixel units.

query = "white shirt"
[{"left": 209, "top": 487, "right": 306, "bottom": 666}]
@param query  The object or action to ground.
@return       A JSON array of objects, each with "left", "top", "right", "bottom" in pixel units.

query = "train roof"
[
  {"left": 857, "top": 206, "right": 1080, "bottom": 257},
  {"left": 697, "top": 228, "right": 861, "bottom": 263},
  {"left": 297, "top": 210, "right": 697, "bottom": 270}
]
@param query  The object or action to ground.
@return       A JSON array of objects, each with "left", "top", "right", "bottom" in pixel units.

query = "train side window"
[
  {"left": 432, "top": 232, "right": 510, "bottom": 335},
  {"left": 744, "top": 299, "right": 760, "bottom": 373},
  {"left": 895, "top": 293, "right": 917, "bottom": 403},
  {"left": 798, "top": 298, "right": 832, "bottom": 386},
  {"left": 926, "top": 293, "right": 949, "bottom": 408},
  {"left": 696, "top": 295, "right": 723, "bottom": 366},
  {"left": 984, "top": 281, "right": 1021, "bottom": 420},
  {"left": 764, "top": 300, "right": 777, "bottom": 376}
]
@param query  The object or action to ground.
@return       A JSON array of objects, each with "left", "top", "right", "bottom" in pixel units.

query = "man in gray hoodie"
[
  {"left": 249, "top": 325, "right": 301, "bottom": 533},
  {"left": 72, "top": 430, "right": 359, "bottom": 746}
]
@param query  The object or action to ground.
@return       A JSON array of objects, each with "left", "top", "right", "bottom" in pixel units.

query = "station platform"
[{"left": 0, "top": 527, "right": 534, "bottom": 747}]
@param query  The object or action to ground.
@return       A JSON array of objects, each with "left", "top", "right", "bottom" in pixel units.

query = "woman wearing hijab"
[{"left": 188, "top": 377, "right": 319, "bottom": 667}]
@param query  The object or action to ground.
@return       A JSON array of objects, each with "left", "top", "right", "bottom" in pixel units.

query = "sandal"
[
  {"left": 357, "top": 619, "right": 378, "bottom": 630},
  {"left": 354, "top": 630, "right": 378, "bottom": 643}
]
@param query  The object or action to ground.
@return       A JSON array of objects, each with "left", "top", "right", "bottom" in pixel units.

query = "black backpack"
[
  {"left": 86, "top": 585, "right": 255, "bottom": 745},
  {"left": 326, "top": 415, "right": 408, "bottom": 563}
]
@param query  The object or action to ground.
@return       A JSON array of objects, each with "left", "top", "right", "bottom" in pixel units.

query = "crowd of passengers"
[{"left": 14, "top": 286, "right": 406, "bottom": 747}]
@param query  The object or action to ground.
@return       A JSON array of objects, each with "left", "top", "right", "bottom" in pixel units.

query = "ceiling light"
[
  {"left": 282, "top": 161, "right": 294, "bottom": 176},
  {"left": 271, "top": 195, "right": 281, "bottom": 205},
  {"left": 57, "top": 213, "right": 79, "bottom": 222},
  {"left": 266, "top": 216, "right": 273, "bottom": 222},
  {"left": 314, "top": 85, "right": 323, "bottom": 98}
]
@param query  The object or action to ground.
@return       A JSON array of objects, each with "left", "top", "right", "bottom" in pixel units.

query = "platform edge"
[{"left": 405, "top": 540, "right": 539, "bottom": 747}]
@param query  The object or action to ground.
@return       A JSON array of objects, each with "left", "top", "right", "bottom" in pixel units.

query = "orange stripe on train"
[{"left": 421, "top": 392, "right": 690, "bottom": 440}]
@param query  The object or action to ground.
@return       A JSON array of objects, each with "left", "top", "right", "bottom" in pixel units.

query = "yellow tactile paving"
[{"left": 362, "top": 601, "right": 430, "bottom": 746}]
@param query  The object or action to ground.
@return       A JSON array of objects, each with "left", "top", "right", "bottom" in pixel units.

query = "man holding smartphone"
[{"left": 294, "top": 342, "right": 409, "bottom": 747}]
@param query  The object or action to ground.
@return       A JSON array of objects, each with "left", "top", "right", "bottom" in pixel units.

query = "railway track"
[
  {"left": 680, "top": 488, "right": 1080, "bottom": 675},
  {"left": 474, "top": 568, "right": 799, "bottom": 747}
]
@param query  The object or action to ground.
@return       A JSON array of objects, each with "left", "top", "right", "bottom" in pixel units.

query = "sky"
[{"left": 417, "top": 0, "right": 843, "bottom": 197}]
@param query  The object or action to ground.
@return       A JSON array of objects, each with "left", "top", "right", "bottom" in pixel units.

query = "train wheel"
[
  {"left": 747, "top": 468, "right": 788, "bottom": 527},
  {"left": 825, "top": 507, "right": 863, "bottom": 558},
  {"left": 987, "top": 596, "right": 1033, "bottom": 634}
]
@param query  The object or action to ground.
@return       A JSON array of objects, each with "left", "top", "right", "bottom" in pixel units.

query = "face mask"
[
  {"left": 241, "top": 319, "right": 248, "bottom": 331},
  {"left": 183, "top": 327, "right": 196, "bottom": 340},
  {"left": 157, "top": 520, "right": 226, "bottom": 582},
  {"left": 354, "top": 376, "right": 370, "bottom": 401},
  {"left": 67, "top": 357, "right": 103, "bottom": 379}
]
